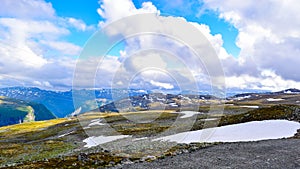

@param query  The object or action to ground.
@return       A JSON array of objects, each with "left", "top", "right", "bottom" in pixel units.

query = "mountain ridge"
[{"left": 1, "top": 86, "right": 299, "bottom": 117}]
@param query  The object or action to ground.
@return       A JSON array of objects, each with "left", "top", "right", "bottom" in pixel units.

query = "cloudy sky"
[{"left": 0, "top": 0, "right": 300, "bottom": 92}]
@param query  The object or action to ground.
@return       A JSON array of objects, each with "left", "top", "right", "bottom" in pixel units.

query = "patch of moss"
[
  {"left": 98, "top": 111, "right": 179, "bottom": 136},
  {"left": 219, "top": 104, "right": 300, "bottom": 126},
  {"left": 5, "top": 151, "right": 124, "bottom": 169},
  {"left": 0, "top": 140, "right": 76, "bottom": 167}
]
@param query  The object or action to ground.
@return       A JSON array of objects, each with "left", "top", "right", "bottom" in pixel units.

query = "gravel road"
[{"left": 111, "top": 139, "right": 300, "bottom": 169}]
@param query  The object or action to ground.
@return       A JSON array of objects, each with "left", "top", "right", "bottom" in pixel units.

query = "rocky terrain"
[
  {"left": 0, "top": 88, "right": 300, "bottom": 168},
  {"left": 111, "top": 139, "right": 300, "bottom": 169}
]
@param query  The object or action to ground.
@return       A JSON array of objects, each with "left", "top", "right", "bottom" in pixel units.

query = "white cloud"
[
  {"left": 225, "top": 71, "right": 300, "bottom": 91},
  {"left": 126, "top": 52, "right": 167, "bottom": 71},
  {"left": 33, "top": 80, "right": 53, "bottom": 88},
  {"left": 66, "top": 17, "right": 95, "bottom": 31},
  {"left": 41, "top": 41, "right": 82, "bottom": 56},
  {"left": 189, "top": 22, "right": 231, "bottom": 60},
  {"left": 67, "top": 0, "right": 299, "bottom": 90},
  {"left": 0, "top": 40, "right": 48, "bottom": 68},
  {"left": 0, "top": 0, "right": 55, "bottom": 19},
  {"left": 2, "top": 0, "right": 298, "bottom": 92},
  {"left": 0, "top": 0, "right": 94, "bottom": 89},
  {"left": 90, "top": 0, "right": 224, "bottom": 91},
  {"left": 150, "top": 80, "right": 174, "bottom": 89},
  {"left": 0, "top": 18, "right": 70, "bottom": 68},
  {"left": 203, "top": 0, "right": 300, "bottom": 90},
  {"left": 0, "top": 18, "right": 70, "bottom": 39},
  {"left": 73, "top": 56, "right": 122, "bottom": 88},
  {"left": 97, "top": 0, "right": 159, "bottom": 26}
]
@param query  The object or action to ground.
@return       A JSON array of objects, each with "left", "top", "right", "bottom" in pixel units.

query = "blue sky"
[
  {"left": 45, "top": 0, "right": 100, "bottom": 46},
  {"left": 1, "top": 0, "right": 300, "bottom": 91},
  {"left": 46, "top": 0, "right": 240, "bottom": 57}
]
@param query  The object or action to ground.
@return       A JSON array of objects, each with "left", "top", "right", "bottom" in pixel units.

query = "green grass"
[{"left": 0, "top": 118, "right": 69, "bottom": 138}]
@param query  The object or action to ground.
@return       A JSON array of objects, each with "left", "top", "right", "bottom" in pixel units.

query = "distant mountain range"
[
  {"left": 97, "top": 93, "right": 218, "bottom": 112},
  {"left": 0, "top": 96, "right": 55, "bottom": 127},
  {"left": 0, "top": 87, "right": 299, "bottom": 118},
  {"left": 229, "top": 88, "right": 300, "bottom": 99},
  {"left": 0, "top": 87, "right": 74, "bottom": 118},
  {"left": 97, "top": 88, "right": 300, "bottom": 113},
  {"left": 0, "top": 87, "right": 150, "bottom": 117}
]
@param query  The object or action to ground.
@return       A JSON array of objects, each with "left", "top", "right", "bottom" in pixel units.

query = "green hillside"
[{"left": 0, "top": 96, "right": 56, "bottom": 127}]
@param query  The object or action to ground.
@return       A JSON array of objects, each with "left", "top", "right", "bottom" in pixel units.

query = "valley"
[{"left": 0, "top": 96, "right": 56, "bottom": 127}]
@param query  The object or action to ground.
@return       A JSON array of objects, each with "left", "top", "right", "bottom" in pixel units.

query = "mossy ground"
[
  {"left": 1, "top": 102, "right": 300, "bottom": 168},
  {"left": 4, "top": 152, "right": 124, "bottom": 169},
  {"left": 219, "top": 104, "right": 300, "bottom": 126},
  {"left": 0, "top": 118, "right": 82, "bottom": 167}
]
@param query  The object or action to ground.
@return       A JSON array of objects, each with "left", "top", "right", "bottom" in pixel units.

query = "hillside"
[
  {"left": 0, "top": 89, "right": 300, "bottom": 168},
  {"left": 0, "top": 96, "right": 56, "bottom": 127},
  {"left": 0, "top": 99, "right": 299, "bottom": 168},
  {"left": 0, "top": 87, "right": 150, "bottom": 117}
]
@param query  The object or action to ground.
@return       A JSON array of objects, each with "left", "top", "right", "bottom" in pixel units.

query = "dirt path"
[{"left": 112, "top": 139, "right": 300, "bottom": 169}]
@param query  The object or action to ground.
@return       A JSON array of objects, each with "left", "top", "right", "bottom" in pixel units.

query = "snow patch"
[
  {"left": 88, "top": 119, "right": 105, "bottom": 127},
  {"left": 285, "top": 90, "right": 292, "bottom": 94},
  {"left": 284, "top": 90, "right": 299, "bottom": 94},
  {"left": 267, "top": 98, "right": 284, "bottom": 101},
  {"left": 83, "top": 135, "right": 130, "bottom": 148},
  {"left": 71, "top": 107, "right": 82, "bottom": 116},
  {"left": 175, "top": 111, "right": 202, "bottom": 118},
  {"left": 240, "top": 105, "right": 259, "bottom": 108},
  {"left": 137, "top": 90, "right": 147, "bottom": 93},
  {"left": 132, "top": 137, "right": 148, "bottom": 141},
  {"left": 234, "top": 95, "right": 251, "bottom": 100},
  {"left": 200, "top": 118, "right": 219, "bottom": 121},
  {"left": 157, "top": 98, "right": 166, "bottom": 101},
  {"left": 169, "top": 103, "right": 178, "bottom": 107},
  {"left": 58, "top": 131, "right": 73, "bottom": 138},
  {"left": 154, "top": 120, "right": 300, "bottom": 144}
]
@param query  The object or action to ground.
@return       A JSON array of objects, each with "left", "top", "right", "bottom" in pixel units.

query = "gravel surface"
[{"left": 111, "top": 139, "right": 300, "bottom": 169}]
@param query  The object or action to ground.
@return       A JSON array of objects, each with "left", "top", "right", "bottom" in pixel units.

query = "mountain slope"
[
  {"left": 0, "top": 87, "right": 74, "bottom": 118},
  {"left": 0, "top": 96, "right": 56, "bottom": 127},
  {"left": 0, "top": 87, "right": 150, "bottom": 117}
]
